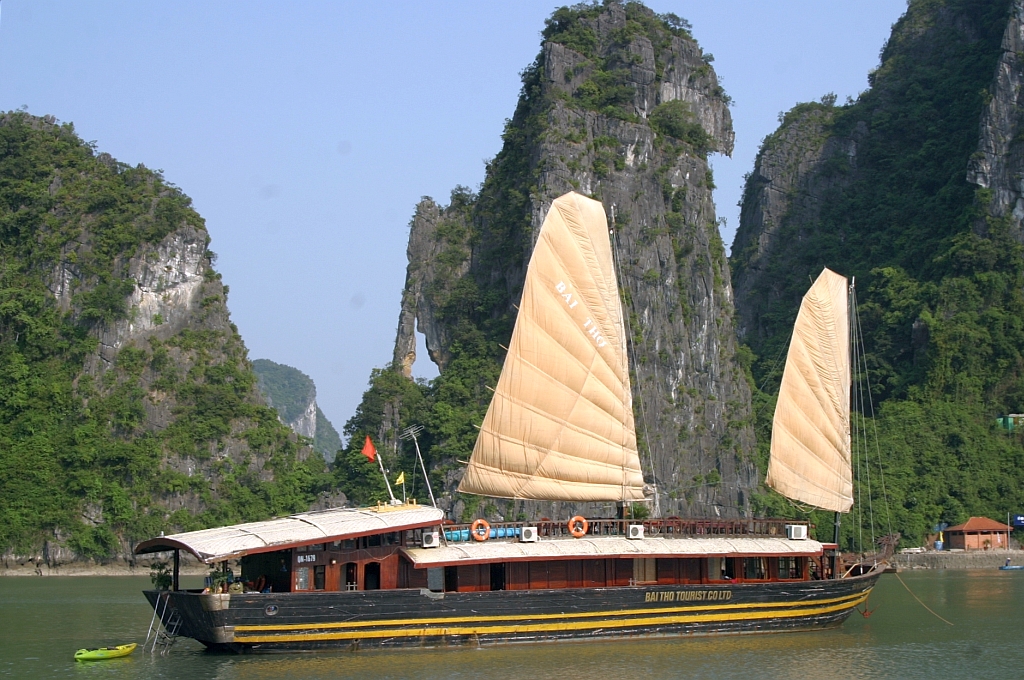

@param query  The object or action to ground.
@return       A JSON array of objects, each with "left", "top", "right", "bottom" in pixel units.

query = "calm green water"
[{"left": 1, "top": 571, "right": 1021, "bottom": 679}]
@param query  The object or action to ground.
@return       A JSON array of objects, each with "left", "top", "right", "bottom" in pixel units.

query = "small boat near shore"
[
  {"left": 74, "top": 643, "right": 136, "bottom": 661},
  {"left": 999, "top": 565, "right": 1024, "bottom": 570}
]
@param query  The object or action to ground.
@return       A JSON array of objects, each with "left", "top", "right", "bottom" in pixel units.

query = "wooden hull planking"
[{"left": 145, "top": 571, "right": 880, "bottom": 652}]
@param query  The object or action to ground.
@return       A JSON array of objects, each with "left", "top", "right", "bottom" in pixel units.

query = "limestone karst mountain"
[
  {"left": 731, "top": 0, "right": 1024, "bottom": 544},
  {"left": 0, "top": 113, "right": 327, "bottom": 563},
  {"left": 338, "top": 1, "right": 757, "bottom": 519},
  {"left": 253, "top": 359, "right": 342, "bottom": 462}
]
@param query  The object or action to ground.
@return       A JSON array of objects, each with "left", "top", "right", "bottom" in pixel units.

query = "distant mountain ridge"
[{"left": 252, "top": 359, "right": 342, "bottom": 462}]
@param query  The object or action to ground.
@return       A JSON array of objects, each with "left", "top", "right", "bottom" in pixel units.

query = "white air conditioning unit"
[
  {"left": 421, "top": 531, "right": 440, "bottom": 548},
  {"left": 520, "top": 526, "right": 539, "bottom": 543},
  {"left": 786, "top": 524, "right": 808, "bottom": 540},
  {"left": 628, "top": 524, "right": 645, "bottom": 540}
]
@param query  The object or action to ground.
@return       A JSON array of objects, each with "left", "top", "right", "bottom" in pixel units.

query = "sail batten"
[
  {"left": 458, "top": 192, "right": 644, "bottom": 502},
  {"left": 766, "top": 267, "right": 853, "bottom": 513}
]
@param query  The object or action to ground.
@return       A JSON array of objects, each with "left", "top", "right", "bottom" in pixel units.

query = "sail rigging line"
[
  {"left": 610, "top": 204, "right": 660, "bottom": 516},
  {"left": 854, "top": 348, "right": 865, "bottom": 554},
  {"left": 783, "top": 496, "right": 818, "bottom": 515},
  {"left": 850, "top": 278, "right": 862, "bottom": 553},
  {"left": 850, "top": 281, "right": 876, "bottom": 551},
  {"left": 752, "top": 341, "right": 791, "bottom": 418},
  {"left": 853, "top": 287, "right": 895, "bottom": 540}
]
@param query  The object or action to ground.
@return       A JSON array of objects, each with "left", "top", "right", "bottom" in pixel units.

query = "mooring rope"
[{"left": 894, "top": 572, "right": 954, "bottom": 626}]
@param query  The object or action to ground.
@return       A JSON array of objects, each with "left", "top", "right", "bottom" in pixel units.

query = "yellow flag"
[{"left": 396, "top": 471, "right": 405, "bottom": 485}]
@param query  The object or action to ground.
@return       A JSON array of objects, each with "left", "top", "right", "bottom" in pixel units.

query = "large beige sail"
[
  {"left": 458, "top": 192, "right": 645, "bottom": 501},
  {"left": 766, "top": 268, "right": 853, "bottom": 513}
]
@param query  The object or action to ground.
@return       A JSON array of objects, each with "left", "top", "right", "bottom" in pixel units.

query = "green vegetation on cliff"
[
  {"left": 252, "top": 358, "right": 343, "bottom": 461},
  {"left": 734, "top": 0, "right": 1024, "bottom": 546},
  {"left": 0, "top": 113, "right": 328, "bottom": 558},
  {"left": 334, "top": 2, "right": 739, "bottom": 517}
]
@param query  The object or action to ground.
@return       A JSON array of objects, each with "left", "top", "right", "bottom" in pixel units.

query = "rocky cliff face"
[
  {"left": 729, "top": 0, "right": 1024, "bottom": 542},
  {"left": 731, "top": 0, "right": 1011, "bottom": 356},
  {"left": 0, "top": 113, "right": 324, "bottom": 564},
  {"left": 382, "top": 2, "right": 756, "bottom": 519},
  {"left": 968, "top": 0, "right": 1024, "bottom": 239},
  {"left": 253, "top": 358, "right": 343, "bottom": 461},
  {"left": 730, "top": 103, "right": 862, "bottom": 343}
]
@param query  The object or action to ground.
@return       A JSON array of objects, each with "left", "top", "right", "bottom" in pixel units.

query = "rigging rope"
[
  {"left": 894, "top": 573, "right": 954, "bottom": 626},
  {"left": 850, "top": 281, "right": 864, "bottom": 554},
  {"left": 854, "top": 288, "right": 895, "bottom": 540},
  {"left": 852, "top": 291, "right": 876, "bottom": 551},
  {"left": 610, "top": 206, "right": 660, "bottom": 517},
  {"left": 751, "top": 341, "right": 789, "bottom": 421}
]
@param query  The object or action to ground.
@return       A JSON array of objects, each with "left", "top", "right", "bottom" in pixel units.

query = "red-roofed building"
[{"left": 945, "top": 517, "right": 1012, "bottom": 550}]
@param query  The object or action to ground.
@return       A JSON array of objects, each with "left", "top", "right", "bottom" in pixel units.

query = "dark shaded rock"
[{"left": 386, "top": 2, "right": 756, "bottom": 518}]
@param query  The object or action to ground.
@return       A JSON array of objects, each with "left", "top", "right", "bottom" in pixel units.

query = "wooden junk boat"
[{"left": 135, "top": 193, "right": 882, "bottom": 652}]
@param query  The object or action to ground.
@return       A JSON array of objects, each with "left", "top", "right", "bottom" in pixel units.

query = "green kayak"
[{"left": 74, "top": 643, "right": 137, "bottom": 661}]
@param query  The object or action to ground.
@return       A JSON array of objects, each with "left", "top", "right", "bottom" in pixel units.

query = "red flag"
[{"left": 361, "top": 435, "right": 377, "bottom": 462}]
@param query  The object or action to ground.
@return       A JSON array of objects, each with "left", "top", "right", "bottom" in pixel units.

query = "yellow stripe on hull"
[
  {"left": 235, "top": 589, "right": 869, "bottom": 633},
  {"left": 233, "top": 591, "right": 869, "bottom": 644}
]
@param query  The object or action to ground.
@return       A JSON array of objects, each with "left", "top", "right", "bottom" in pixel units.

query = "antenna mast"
[{"left": 400, "top": 425, "right": 436, "bottom": 508}]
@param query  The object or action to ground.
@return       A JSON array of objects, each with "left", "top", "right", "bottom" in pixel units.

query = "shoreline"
[
  {"left": 893, "top": 548, "right": 1022, "bottom": 570},
  {"left": 1, "top": 555, "right": 212, "bottom": 577}
]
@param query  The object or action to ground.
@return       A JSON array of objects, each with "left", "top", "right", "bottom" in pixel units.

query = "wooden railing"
[{"left": 441, "top": 518, "right": 809, "bottom": 543}]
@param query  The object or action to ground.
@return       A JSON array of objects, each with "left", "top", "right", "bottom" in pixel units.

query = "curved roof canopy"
[
  {"left": 402, "top": 537, "right": 823, "bottom": 568},
  {"left": 134, "top": 505, "right": 444, "bottom": 564}
]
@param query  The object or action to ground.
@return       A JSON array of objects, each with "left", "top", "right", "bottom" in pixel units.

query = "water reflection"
[{"left": 2, "top": 572, "right": 1023, "bottom": 679}]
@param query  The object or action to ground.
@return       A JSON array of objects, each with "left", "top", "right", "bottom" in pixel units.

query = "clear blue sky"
[{"left": 0, "top": 0, "right": 906, "bottom": 436}]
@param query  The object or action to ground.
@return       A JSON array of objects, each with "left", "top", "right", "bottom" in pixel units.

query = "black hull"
[{"left": 144, "top": 571, "right": 881, "bottom": 653}]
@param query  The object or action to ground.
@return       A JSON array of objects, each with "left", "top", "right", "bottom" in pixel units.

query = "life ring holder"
[
  {"left": 471, "top": 518, "right": 491, "bottom": 541},
  {"left": 569, "top": 516, "right": 589, "bottom": 538}
]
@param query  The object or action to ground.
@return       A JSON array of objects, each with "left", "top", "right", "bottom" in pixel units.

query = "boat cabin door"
[
  {"left": 344, "top": 562, "right": 358, "bottom": 591},
  {"left": 364, "top": 562, "right": 381, "bottom": 590}
]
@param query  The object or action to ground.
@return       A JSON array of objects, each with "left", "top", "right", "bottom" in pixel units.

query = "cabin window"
[
  {"left": 295, "top": 567, "right": 311, "bottom": 590},
  {"left": 778, "top": 557, "right": 801, "bottom": 579},
  {"left": 309, "top": 543, "right": 324, "bottom": 552},
  {"left": 681, "top": 559, "right": 701, "bottom": 583},
  {"left": 313, "top": 565, "right": 326, "bottom": 590},
  {"left": 743, "top": 557, "right": 767, "bottom": 580},
  {"left": 707, "top": 557, "right": 735, "bottom": 581},
  {"left": 633, "top": 558, "right": 657, "bottom": 584},
  {"left": 583, "top": 559, "right": 606, "bottom": 587},
  {"left": 296, "top": 545, "right": 307, "bottom": 552},
  {"left": 341, "top": 539, "right": 356, "bottom": 550},
  {"left": 241, "top": 551, "right": 292, "bottom": 593},
  {"left": 367, "top": 534, "right": 382, "bottom": 548}
]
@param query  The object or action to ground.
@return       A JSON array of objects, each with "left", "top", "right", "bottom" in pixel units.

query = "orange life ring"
[
  {"left": 569, "top": 516, "right": 589, "bottom": 538},
  {"left": 471, "top": 518, "right": 491, "bottom": 541}
]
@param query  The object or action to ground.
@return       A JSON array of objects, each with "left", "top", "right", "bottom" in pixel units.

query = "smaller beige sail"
[
  {"left": 458, "top": 192, "right": 645, "bottom": 501},
  {"left": 766, "top": 267, "right": 853, "bottom": 513}
]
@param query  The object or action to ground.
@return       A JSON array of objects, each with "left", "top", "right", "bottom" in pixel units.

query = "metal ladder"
[{"left": 144, "top": 591, "right": 183, "bottom": 654}]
